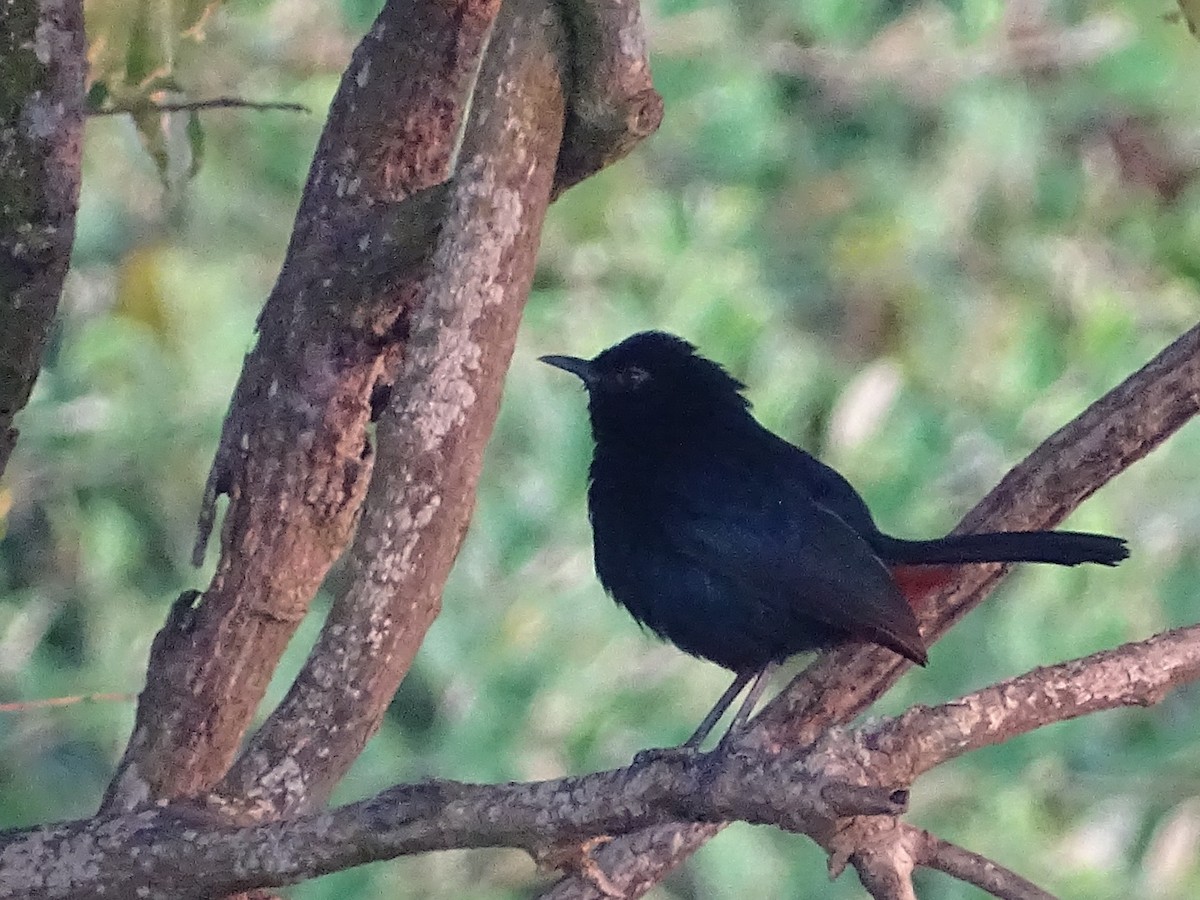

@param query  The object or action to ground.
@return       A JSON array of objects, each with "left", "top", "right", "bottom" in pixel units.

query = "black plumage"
[{"left": 542, "top": 331, "right": 1128, "bottom": 744}]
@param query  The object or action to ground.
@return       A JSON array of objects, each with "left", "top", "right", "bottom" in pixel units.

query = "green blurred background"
[{"left": 4, "top": 0, "right": 1200, "bottom": 895}]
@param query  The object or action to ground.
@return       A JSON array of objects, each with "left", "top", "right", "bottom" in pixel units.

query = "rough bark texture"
[
  {"left": 215, "top": 0, "right": 569, "bottom": 820},
  {"left": 0, "top": 0, "right": 85, "bottom": 477},
  {"left": 4, "top": 621, "right": 1198, "bottom": 898},
  {"left": 100, "top": 0, "right": 508, "bottom": 812},
  {"left": 914, "top": 831, "right": 1056, "bottom": 900}
]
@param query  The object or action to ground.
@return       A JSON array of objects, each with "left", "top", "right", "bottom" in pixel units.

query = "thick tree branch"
[
  {"left": 7, "top": 604, "right": 1198, "bottom": 895},
  {"left": 102, "top": 0, "right": 505, "bottom": 812},
  {"left": 215, "top": 0, "right": 570, "bottom": 819},
  {"left": 0, "top": 748, "right": 908, "bottom": 899},
  {"left": 0, "top": 0, "right": 85, "bottom": 477},
  {"left": 544, "top": 324, "right": 1200, "bottom": 896}
]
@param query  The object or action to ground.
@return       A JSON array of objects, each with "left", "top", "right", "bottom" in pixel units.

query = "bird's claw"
[{"left": 631, "top": 744, "right": 703, "bottom": 767}]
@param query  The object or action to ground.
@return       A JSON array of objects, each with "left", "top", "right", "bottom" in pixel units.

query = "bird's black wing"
[{"left": 665, "top": 461, "right": 927, "bottom": 665}]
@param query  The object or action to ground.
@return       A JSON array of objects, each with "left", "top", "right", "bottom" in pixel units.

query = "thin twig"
[
  {"left": 914, "top": 828, "right": 1056, "bottom": 900},
  {"left": 88, "top": 98, "right": 310, "bottom": 117},
  {"left": 0, "top": 692, "right": 136, "bottom": 713}
]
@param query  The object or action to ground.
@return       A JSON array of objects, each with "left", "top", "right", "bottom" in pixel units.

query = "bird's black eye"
[{"left": 619, "top": 365, "right": 650, "bottom": 388}]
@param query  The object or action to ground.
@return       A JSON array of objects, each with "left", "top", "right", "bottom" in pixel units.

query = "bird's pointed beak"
[{"left": 539, "top": 354, "right": 596, "bottom": 385}]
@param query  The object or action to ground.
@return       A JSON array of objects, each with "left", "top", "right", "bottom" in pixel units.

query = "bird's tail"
[{"left": 876, "top": 530, "right": 1129, "bottom": 567}]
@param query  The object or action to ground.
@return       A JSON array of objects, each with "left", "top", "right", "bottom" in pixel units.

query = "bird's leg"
[
  {"left": 680, "top": 669, "right": 755, "bottom": 749},
  {"left": 716, "top": 661, "right": 778, "bottom": 749},
  {"left": 636, "top": 671, "right": 752, "bottom": 765}
]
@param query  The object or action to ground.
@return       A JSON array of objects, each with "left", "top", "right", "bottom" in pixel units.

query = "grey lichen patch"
[
  {"left": 397, "top": 157, "right": 528, "bottom": 459},
  {"left": 414, "top": 363, "right": 479, "bottom": 456},
  {"left": 103, "top": 763, "right": 153, "bottom": 813},
  {"left": 32, "top": 13, "right": 60, "bottom": 65},
  {"left": 488, "top": 187, "right": 524, "bottom": 260},
  {"left": 364, "top": 606, "right": 393, "bottom": 652},
  {"left": 385, "top": 491, "right": 443, "bottom": 575},
  {"left": 248, "top": 755, "right": 309, "bottom": 817},
  {"left": 23, "top": 97, "right": 67, "bottom": 140},
  {"left": 42, "top": 827, "right": 101, "bottom": 889},
  {"left": 0, "top": 827, "right": 61, "bottom": 894}
]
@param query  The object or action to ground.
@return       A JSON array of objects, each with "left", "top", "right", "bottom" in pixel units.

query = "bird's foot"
[
  {"left": 631, "top": 744, "right": 704, "bottom": 767},
  {"left": 712, "top": 720, "right": 754, "bottom": 756}
]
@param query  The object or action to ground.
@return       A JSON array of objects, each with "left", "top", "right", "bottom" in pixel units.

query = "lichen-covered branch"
[
  {"left": 0, "top": 748, "right": 907, "bottom": 899},
  {"left": 913, "top": 829, "right": 1055, "bottom": 900},
  {"left": 216, "top": 0, "right": 571, "bottom": 819},
  {"left": 0, "top": 0, "right": 85, "bottom": 477},
  {"left": 858, "top": 623, "right": 1200, "bottom": 781},
  {"left": 6, "top": 603, "right": 1200, "bottom": 896},
  {"left": 101, "top": 0, "right": 506, "bottom": 812}
]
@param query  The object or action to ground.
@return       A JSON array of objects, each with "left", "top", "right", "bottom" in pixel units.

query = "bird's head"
[{"left": 540, "top": 331, "right": 750, "bottom": 442}]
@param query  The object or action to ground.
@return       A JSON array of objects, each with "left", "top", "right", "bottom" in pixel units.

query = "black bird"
[{"left": 541, "top": 331, "right": 1129, "bottom": 746}]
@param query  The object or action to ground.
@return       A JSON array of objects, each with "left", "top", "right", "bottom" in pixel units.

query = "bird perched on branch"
[{"left": 541, "top": 331, "right": 1129, "bottom": 747}]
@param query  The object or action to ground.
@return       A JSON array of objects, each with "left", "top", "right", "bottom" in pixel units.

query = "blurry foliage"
[
  {"left": 85, "top": 0, "right": 225, "bottom": 182},
  {"left": 3, "top": 0, "right": 1200, "bottom": 896}
]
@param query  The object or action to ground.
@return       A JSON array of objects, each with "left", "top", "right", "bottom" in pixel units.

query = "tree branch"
[
  {"left": 87, "top": 97, "right": 310, "bottom": 116},
  {"left": 214, "top": 0, "right": 572, "bottom": 819},
  {"left": 0, "top": 0, "right": 85, "bottom": 477},
  {"left": 817, "top": 628, "right": 1200, "bottom": 900},
  {"left": 553, "top": 0, "right": 663, "bottom": 195},
  {"left": 102, "top": 0, "right": 506, "bottom": 812},
  {"left": 8, "top": 603, "right": 1198, "bottom": 896},
  {"left": 913, "top": 829, "right": 1056, "bottom": 900},
  {"left": 0, "top": 748, "right": 908, "bottom": 899},
  {"left": 809, "top": 625, "right": 1200, "bottom": 900},
  {"left": 858, "top": 624, "right": 1200, "bottom": 781}
]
